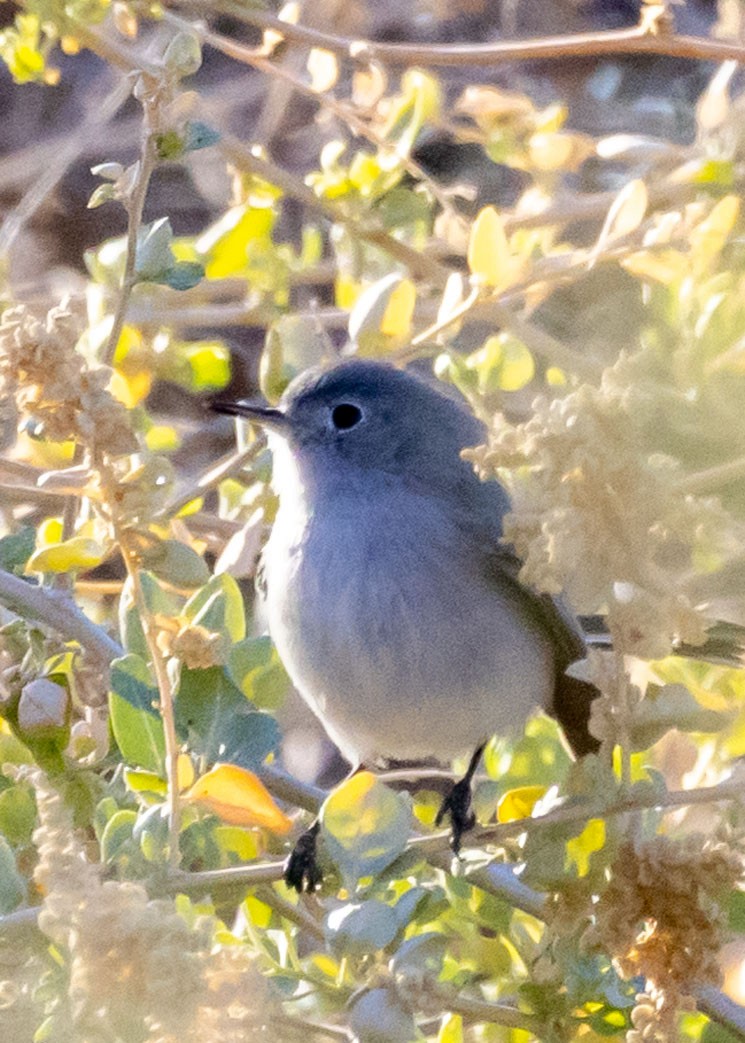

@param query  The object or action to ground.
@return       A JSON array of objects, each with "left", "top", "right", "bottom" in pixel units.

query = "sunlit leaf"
[
  {"left": 497, "top": 784, "right": 548, "bottom": 823},
  {"left": 380, "top": 278, "right": 416, "bottom": 339},
  {"left": 109, "top": 654, "right": 165, "bottom": 773},
  {"left": 690, "top": 195, "right": 740, "bottom": 269},
  {"left": 467, "top": 334, "right": 535, "bottom": 393},
  {"left": 307, "top": 47, "right": 338, "bottom": 92},
  {"left": 185, "top": 763, "right": 292, "bottom": 832},
  {"left": 565, "top": 818, "right": 606, "bottom": 877},
  {"left": 198, "top": 204, "right": 275, "bottom": 279},
  {"left": 437, "top": 1013, "right": 463, "bottom": 1043},
  {"left": 26, "top": 537, "right": 106, "bottom": 574},
  {"left": 321, "top": 771, "right": 411, "bottom": 889},
  {"left": 141, "top": 540, "right": 210, "bottom": 589},
  {"left": 183, "top": 573, "right": 245, "bottom": 642},
  {"left": 467, "top": 206, "right": 512, "bottom": 289},
  {"left": 325, "top": 900, "right": 399, "bottom": 957}
]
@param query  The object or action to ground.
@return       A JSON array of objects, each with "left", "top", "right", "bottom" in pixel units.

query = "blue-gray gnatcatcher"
[{"left": 214, "top": 359, "right": 599, "bottom": 888}]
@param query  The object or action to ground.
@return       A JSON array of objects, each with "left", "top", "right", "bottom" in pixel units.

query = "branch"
[
  {"left": 0, "top": 568, "right": 123, "bottom": 665},
  {"left": 181, "top": 2, "right": 745, "bottom": 68},
  {"left": 695, "top": 985, "right": 745, "bottom": 1038},
  {"left": 424, "top": 982, "right": 542, "bottom": 1033},
  {"left": 162, "top": 9, "right": 455, "bottom": 218},
  {"left": 102, "top": 131, "right": 158, "bottom": 366}
]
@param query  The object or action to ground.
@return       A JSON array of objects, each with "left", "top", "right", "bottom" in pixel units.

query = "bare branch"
[
  {"left": 0, "top": 568, "right": 123, "bottom": 665},
  {"left": 175, "top": 1, "right": 745, "bottom": 68}
]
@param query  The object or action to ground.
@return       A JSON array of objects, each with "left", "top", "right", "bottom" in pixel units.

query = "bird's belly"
[{"left": 264, "top": 510, "right": 555, "bottom": 765}]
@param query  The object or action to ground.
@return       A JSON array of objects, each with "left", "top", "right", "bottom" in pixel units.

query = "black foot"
[
  {"left": 283, "top": 820, "right": 323, "bottom": 893},
  {"left": 435, "top": 743, "right": 486, "bottom": 855}
]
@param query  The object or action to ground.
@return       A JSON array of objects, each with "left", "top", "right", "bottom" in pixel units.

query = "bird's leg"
[
  {"left": 435, "top": 742, "right": 486, "bottom": 855},
  {"left": 283, "top": 819, "right": 322, "bottom": 893},
  {"left": 284, "top": 762, "right": 361, "bottom": 893}
]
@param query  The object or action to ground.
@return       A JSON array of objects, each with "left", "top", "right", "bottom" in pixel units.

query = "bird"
[{"left": 213, "top": 358, "right": 601, "bottom": 890}]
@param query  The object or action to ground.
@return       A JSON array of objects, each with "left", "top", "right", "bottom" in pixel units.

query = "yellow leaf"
[
  {"left": 37, "top": 517, "right": 63, "bottom": 546},
  {"left": 467, "top": 206, "right": 512, "bottom": 289},
  {"left": 26, "top": 537, "right": 106, "bottom": 574},
  {"left": 307, "top": 47, "right": 338, "bottom": 93},
  {"left": 621, "top": 248, "right": 689, "bottom": 286},
  {"left": 185, "top": 763, "right": 293, "bottom": 833},
  {"left": 177, "top": 753, "right": 195, "bottom": 791},
  {"left": 437, "top": 1013, "right": 463, "bottom": 1043},
  {"left": 197, "top": 205, "right": 275, "bottom": 279},
  {"left": 380, "top": 278, "right": 416, "bottom": 339},
  {"left": 497, "top": 784, "right": 547, "bottom": 823},
  {"left": 110, "top": 368, "right": 152, "bottom": 408},
  {"left": 566, "top": 818, "right": 606, "bottom": 877},
  {"left": 690, "top": 195, "right": 740, "bottom": 268}
]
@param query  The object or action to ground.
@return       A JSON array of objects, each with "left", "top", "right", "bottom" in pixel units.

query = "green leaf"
[
  {"left": 100, "top": 809, "right": 137, "bottom": 863},
  {"left": 109, "top": 654, "right": 166, "bottom": 773},
  {"left": 321, "top": 772, "right": 411, "bottom": 890},
  {"left": 630, "top": 683, "right": 734, "bottom": 750},
  {"left": 0, "top": 785, "right": 36, "bottom": 845},
  {"left": 228, "top": 636, "right": 289, "bottom": 710},
  {"left": 0, "top": 835, "right": 24, "bottom": 913},
  {"left": 349, "top": 988, "right": 418, "bottom": 1043},
  {"left": 123, "top": 768, "right": 167, "bottom": 798},
  {"left": 325, "top": 900, "right": 399, "bottom": 957},
  {"left": 184, "top": 121, "right": 221, "bottom": 152},
  {"left": 163, "top": 261, "right": 204, "bottom": 291},
  {"left": 88, "top": 182, "right": 117, "bottom": 209},
  {"left": 175, "top": 666, "right": 280, "bottom": 769},
  {"left": 135, "top": 217, "right": 175, "bottom": 281},
  {"left": 184, "top": 574, "right": 246, "bottom": 643},
  {"left": 0, "top": 527, "right": 36, "bottom": 573},
  {"left": 390, "top": 933, "right": 447, "bottom": 982},
  {"left": 140, "top": 539, "right": 210, "bottom": 589}
]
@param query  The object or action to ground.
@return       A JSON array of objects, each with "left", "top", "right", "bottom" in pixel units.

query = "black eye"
[{"left": 331, "top": 403, "right": 363, "bottom": 430}]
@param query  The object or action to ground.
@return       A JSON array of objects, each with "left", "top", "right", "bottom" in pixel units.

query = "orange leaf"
[{"left": 185, "top": 763, "right": 292, "bottom": 833}]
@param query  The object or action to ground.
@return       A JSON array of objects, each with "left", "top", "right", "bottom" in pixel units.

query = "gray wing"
[{"left": 485, "top": 548, "right": 601, "bottom": 757}]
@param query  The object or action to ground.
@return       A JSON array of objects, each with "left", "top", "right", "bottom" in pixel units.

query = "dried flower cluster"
[
  {"left": 15, "top": 766, "right": 276, "bottom": 1041},
  {"left": 156, "top": 617, "right": 228, "bottom": 669},
  {"left": 467, "top": 350, "right": 738, "bottom": 659},
  {"left": 0, "top": 301, "right": 137, "bottom": 456},
  {"left": 591, "top": 834, "right": 743, "bottom": 1037}
]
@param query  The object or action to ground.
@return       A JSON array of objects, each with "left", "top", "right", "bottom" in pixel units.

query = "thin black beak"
[{"left": 211, "top": 400, "right": 290, "bottom": 432}]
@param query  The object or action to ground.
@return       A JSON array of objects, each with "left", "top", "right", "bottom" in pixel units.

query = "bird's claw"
[
  {"left": 283, "top": 820, "right": 323, "bottom": 893},
  {"left": 435, "top": 777, "right": 476, "bottom": 855}
]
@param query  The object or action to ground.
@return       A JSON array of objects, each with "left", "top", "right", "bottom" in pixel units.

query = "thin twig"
[
  {"left": 102, "top": 138, "right": 158, "bottom": 366},
  {"left": 123, "top": 546, "right": 183, "bottom": 868},
  {"left": 424, "top": 982, "right": 543, "bottom": 1033},
  {"left": 165, "top": 858, "right": 285, "bottom": 893},
  {"left": 253, "top": 883, "right": 326, "bottom": 941},
  {"left": 158, "top": 441, "right": 265, "bottom": 519},
  {"left": 677, "top": 455, "right": 745, "bottom": 495},
  {"left": 180, "top": 2, "right": 745, "bottom": 68}
]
